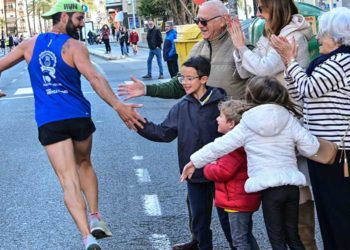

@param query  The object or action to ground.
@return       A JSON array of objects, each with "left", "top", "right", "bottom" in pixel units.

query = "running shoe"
[
  {"left": 84, "top": 234, "right": 101, "bottom": 250},
  {"left": 90, "top": 217, "right": 112, "bottom": 239}
]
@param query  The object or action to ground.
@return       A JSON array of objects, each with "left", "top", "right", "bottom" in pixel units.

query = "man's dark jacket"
[{"left": 146, "top": 26, "right": 163, "bottom": 50}]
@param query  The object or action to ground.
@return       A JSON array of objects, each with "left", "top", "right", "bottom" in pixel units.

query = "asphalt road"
[{"left": 0, "top": 45, "right": 322, "bottom": 250}]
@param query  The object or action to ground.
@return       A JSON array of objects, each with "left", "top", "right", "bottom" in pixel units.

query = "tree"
[
  {"left": 0, "top": 18, "right": 5, "bottom": 39},
  {"left": 24, "top": 0, "right": 32, "bottom": 36},
  {"left": 138, "top": 0, "right": 197, "bottom": 25},
  {"left": 4, "top": 0, "right": 8, "bottom": 35},
  {"left": 138, "top": 0, "right": 167, "bottom": 20}
]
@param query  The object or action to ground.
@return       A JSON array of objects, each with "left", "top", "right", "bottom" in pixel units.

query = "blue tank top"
[{"left": 28, "top": 33, "right": 91, "bottom": 127}]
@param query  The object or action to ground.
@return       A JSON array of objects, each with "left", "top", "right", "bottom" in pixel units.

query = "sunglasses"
[{"left": 193, "top": 15, "right": 222, "bottom": 26}]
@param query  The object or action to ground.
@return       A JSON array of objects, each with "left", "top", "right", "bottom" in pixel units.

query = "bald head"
[{"left": 200, "top": 0, "right": 229, "bottom": 16}]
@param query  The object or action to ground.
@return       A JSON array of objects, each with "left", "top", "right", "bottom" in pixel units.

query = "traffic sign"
[{"left": 83, "top": 4, "right": 89, "bottom": 13}]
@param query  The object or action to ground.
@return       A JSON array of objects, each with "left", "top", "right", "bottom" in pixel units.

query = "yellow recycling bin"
[{"left": 175, "top": 24, "right": 203, "bottom": 66}]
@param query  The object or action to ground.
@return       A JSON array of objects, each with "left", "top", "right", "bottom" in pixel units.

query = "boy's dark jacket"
[{"left": 138, "top": 87, "right": 226, "bottom": 183}]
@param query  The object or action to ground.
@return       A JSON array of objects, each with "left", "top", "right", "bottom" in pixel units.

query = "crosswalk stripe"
[
  {"left": 149, "top": 234, "right": 171, "bottom": 250},
  {"left": 14, "top": 87, "right": 33, "bottom": 95}
]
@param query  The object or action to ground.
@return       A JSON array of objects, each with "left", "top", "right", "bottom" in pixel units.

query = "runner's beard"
[{"left": 66, "top": 18, "right": 80, "bottom": 40}]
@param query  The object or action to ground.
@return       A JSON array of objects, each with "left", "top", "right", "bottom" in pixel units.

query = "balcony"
[
  {"left": 106, "top": 0, "right": 122, "bottom": 8},
  {"left": 106, "top": 0, "right": 122, "bottom": 4},
  {"left": 6, "top": 17, "right": 16, "bottom": 23}
]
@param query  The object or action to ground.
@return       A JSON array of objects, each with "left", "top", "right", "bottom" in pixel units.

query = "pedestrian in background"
[
  {"left": 101, "top": 24, "right": 111, "bottom": 54},
  {"left": 163, "top": 21, "right": 179, "bottom": 78},
  {"left": 0, "top": 38, "right": 5, "bottom": 54},
  {"left": 272, "top": 7, "right": 350, "bottom": 250},
  {"left": 129, "top": 28, "right": 139, "bottom": 55},
  {"left": 119, "top": 26, "right": 129, "bottom": 58},
  {"left": 87, "top": 30, "right": 94, "bottom": 45},
  {"left": 111, "top": 23, "right": 116, "bottom": 41},
  {"left": 142, "top": 19, "right": 164, "bottom": 80},
  {"left": 8, "top": 34, "right": 14, "bottom": 52}
]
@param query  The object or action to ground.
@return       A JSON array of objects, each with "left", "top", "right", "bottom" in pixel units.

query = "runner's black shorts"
[{"left": 38, "top": 118, "right": 96, "bottom": 146}]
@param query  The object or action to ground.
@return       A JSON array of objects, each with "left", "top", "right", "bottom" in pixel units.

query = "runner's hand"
[
  {"left": 115, "top": 102, "right": 145, "bottom": 131},
  {"left": 180, "top": 161, "right": 196, "bottom": 182},
  {"left": 117, "top": 76, "right": 146, "bottom": 100}
]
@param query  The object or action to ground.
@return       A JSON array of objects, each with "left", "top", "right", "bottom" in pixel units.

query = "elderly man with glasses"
[{"left": 118, "top": 1, "right": 245, "bottom": 249}]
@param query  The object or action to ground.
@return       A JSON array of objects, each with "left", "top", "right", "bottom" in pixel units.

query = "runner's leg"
[
  {"left": 73, "top": 135, "right": 98, "bottom": 213},
  {"left": 45, "top": 138, "right": 90, "bottom": 237}
]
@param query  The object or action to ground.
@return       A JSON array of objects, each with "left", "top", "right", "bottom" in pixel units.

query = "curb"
[
  {"left": 88, "top": 43, "right": 148, "bottom": 60},
  {"left": 88, "top": 50, "right": 120, "bottom": 60}
]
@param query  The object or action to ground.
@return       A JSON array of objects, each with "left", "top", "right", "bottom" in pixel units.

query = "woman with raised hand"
[
  {"left": 271, "top": 7, "right": 350, "bottom": 250},
  {"left": 226, "top": 0, "right": 316, "bottom": 248}
]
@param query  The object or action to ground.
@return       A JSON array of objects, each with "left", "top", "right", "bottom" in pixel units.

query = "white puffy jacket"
[
  {"left": 234, "top": 14, "right": 313, "bottom": 84},
  {"left": 190, "top": 104, "right": 319, "bottom": 193}
]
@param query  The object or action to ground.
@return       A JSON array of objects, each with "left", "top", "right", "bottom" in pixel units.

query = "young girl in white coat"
[{"left": 181, "top": 76, "right": 320, "bottom": 250}]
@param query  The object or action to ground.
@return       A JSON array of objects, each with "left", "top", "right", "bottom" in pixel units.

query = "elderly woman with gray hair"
[{"left": 271, "top": 7, "right": 350, "bottom": 249}]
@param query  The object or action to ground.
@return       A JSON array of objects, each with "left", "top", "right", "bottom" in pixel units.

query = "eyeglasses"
[
  {"left": 178, "top": 75, "right": 200, "bottom": 82},
  {"left": 193, "top": 15, "right": 222, "bottom": 26}
]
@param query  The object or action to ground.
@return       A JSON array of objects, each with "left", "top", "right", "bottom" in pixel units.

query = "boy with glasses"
[
  {"left": 118, "top": 1, "right": 239, "bottom": 248},
  {"left": 136, "top": 56, "right": 227, "bottom": 250}
]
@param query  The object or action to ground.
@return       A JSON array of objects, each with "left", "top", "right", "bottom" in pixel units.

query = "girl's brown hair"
[
  {"left": 260, "top": 0, "right": 299, "bottom": 37},
  {"left": 245, "top": 76, "right": 302, "bottom": 117}
]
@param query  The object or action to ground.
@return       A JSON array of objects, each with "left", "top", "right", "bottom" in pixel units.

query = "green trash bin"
[
  {"left": 175, "top": 24, "right": 203, "bottom": 66},
  {"left": 249, "top": 2, "right": 325, "bottom": 61}
]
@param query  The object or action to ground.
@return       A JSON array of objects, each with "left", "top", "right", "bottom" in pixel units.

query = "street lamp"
[{"left": 131, "top": 0, "right": 136, "bottom": 28}]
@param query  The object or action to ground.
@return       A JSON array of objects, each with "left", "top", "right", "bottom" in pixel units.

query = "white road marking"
[
  {"left": 0, "top": 95, "right": 34, "bottom": 100},
  {"left": 135, "top": 168, "right": 151, "bottom": 183},
  {"left": 149, "top": 234, "right": 171, "bottom": 250},
  {"left": 14, "top": 87, "right": 33, "bottom": 95},
  {"left": 132, "top": 155, "right": 144, "bottom": 161},
  {"left": 143, "top": 195, "right": 162, "bottom": 216}
]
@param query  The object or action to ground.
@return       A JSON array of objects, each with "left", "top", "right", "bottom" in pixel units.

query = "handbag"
[{"left": 308, "top": 138, "right": 338, "bottom": 165}]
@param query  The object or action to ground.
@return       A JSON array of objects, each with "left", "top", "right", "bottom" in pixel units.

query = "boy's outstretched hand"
[{"left": 180, "top": 161, "right": 196, "bottom": 182}]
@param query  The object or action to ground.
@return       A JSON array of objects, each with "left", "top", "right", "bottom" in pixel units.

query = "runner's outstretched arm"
[
  {"left": 0, "top": 39, "right": 27, "bottom": 72},
  {"left": 72, "top": 42, "right": 145, "bottom": 130}
]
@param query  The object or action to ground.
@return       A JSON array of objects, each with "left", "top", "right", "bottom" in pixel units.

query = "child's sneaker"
[
  {"left": 90, "top": 216, "right": 112, "bottom": 239},
  {"left": 84, "top": 234, "right": 101, "bottom": 250}
]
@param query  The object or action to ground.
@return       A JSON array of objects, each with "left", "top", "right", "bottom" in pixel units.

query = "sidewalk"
[{"left": 87, "top": 41, "right": 148, "bottom": 60}]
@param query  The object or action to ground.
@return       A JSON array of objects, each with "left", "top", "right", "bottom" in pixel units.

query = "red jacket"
[
  {"left": 204, "top": 148, "right": 261, "bottom": 212},
  {"left": 129, "top": 31, "right": 139, "bottom": 43}
]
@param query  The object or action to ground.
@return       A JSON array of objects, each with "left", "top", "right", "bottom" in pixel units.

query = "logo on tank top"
[
  {"left": 38, "top": 50, "right": 68, "bottom": 95},
  {"left": 39, "top": 50, "right": 57, "bottom": 82}
]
